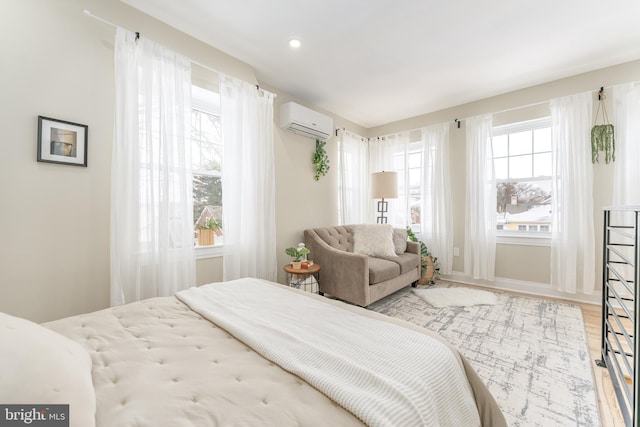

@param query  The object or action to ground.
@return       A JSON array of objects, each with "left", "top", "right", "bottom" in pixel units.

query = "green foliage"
[
  {"left": 406, "top": 226, "right": 440, "bottom": 283},
  {"left": 193, "top": 175, "right": 222, "bottom": 226},
  {"left": 198, "top": 217, "right": 222, "bottom": 231},
  {"left": 285, "top": 246, "right": 311, "bottom": 262},
  {"left": 591, "top": 124, "right": 615, "bottom": 164},
  {"left": 312, "top": 140, "right": 330, "bottom": 181}
]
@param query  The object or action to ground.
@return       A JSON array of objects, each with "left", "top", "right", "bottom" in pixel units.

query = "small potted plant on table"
[{"left": 285, "top": 245, "right": 311, "bottom": 269}]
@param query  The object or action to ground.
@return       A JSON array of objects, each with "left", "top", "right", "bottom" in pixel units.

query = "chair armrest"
[
  {"left": 304, "top": 229, "right": 370, "bottom": 306},
  {"left": 406, "top": 241, "right": 420, "bottom": 255}
]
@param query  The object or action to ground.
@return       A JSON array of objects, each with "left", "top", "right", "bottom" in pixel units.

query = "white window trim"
[
  {"left": 497, "top": 232, "right": 551, "bottom": 246},
  {"left": 493, "top": 117, "right": 552, "bottom": 135},
  {"left": 493, "top": 116, "right": 552, "bottom": 247},
  {"left": 192, "top": 85, "right": 223, "bottom": 259},
  {"left": 196, "top": 245, "right": 223, "bottom": 259}
]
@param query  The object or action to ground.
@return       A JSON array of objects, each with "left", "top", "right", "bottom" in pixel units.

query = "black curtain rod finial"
[
  {"left": 454, "top": 118, "right": 461, "bottom": 129},
  {"left": 135, "top": 31, "right": 140, "bottom": 41}
]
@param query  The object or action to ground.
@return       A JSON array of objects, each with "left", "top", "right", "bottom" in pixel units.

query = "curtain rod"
[
  {"left": 83, "top": 10, "right": 275, "bottom": 97},
  {"left": 452, "top": 85, "right": 621, "bottom": 128},
  {"left": 356, "top": 82, "right": 623, "bottom": 140}
]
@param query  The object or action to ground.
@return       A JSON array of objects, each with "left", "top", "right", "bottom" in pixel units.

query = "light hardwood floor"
[{"left": 578, "top": 301, "right": 626, "bottom": 427}]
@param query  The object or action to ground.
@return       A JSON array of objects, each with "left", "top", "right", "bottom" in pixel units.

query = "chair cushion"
[
  {"left": 368, "top": 257, "right": 401, "bottom": 284},
  {"left": 378, "top": 252, "right": 420, "bottom": 274}
]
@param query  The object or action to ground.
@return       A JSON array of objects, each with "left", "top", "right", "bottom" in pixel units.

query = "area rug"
[
  {"left": 368, "top": 283, "right": 600, "bottom": 427},
  {"left": 411, "top": 287, "right": 497, "bottom": 307}
]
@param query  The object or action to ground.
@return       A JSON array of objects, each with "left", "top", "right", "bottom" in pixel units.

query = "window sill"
[
  {"left": 195, "top": 245, "right": 223, "bottom": 259},
  {"left": 496, "top": 233, "right": 551, "bottom": 247}
]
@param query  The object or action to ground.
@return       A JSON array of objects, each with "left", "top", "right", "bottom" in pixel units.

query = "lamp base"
[{"left": 376, "top": 199, "right": 388, "bottom": 224}]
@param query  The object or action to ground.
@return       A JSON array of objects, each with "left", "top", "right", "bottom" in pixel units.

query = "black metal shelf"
[{"left": 597, "top": 207, "right": 640, "bottom": 427}]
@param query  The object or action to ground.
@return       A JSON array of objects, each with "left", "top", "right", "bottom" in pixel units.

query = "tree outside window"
[{"left": 493, "top": 118, "right": 552, "bottom": 235}]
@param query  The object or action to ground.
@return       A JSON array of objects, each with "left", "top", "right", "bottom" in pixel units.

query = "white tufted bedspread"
[
  {"left": 45, "top": 293, "right": 366, "bottom": 426},
  {"left": 177, "top": 279, "right": 481, "bottom": 427},
  {"left": 45, "top": 279, "right": 506, "bottom": 427}
]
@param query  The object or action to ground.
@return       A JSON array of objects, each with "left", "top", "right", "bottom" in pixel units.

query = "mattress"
[{"left": 43, "top": 281, "right": 506, "bottom": 427}]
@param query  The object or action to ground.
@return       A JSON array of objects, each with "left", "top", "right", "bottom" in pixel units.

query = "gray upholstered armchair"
[{"left": 304, "top": 225, "right": 420, "bottom": 307}]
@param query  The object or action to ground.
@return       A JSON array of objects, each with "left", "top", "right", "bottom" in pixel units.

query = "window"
[
  {"left": 191, "top": 86, "right": 223, "bottom": 250},
  {"left": 493, "top": 117, "right": 552, "bottom": 237},
  {"left": 389, "top": 138, "right": 424, "bottom": 237},
  {"left": 407, "top": 146, "right": 423, "bottom": 229}
]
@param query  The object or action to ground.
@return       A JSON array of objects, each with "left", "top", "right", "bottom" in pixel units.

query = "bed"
[{"left": 1, "top": 278, "right": 506, "bottom": 427}]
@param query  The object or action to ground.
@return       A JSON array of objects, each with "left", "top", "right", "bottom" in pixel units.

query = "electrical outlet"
[{"left": 453, "top": 247, "right": 460, "bottom": 256}]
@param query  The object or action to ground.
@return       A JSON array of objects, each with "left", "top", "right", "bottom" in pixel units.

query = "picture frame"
[{"left": 37, "top": 116, "right": 88, "bottom": 167}]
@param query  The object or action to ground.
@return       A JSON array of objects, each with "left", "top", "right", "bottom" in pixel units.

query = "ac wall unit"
[{"left": 279, "top": 102, "right": 333, "bottom": 141}]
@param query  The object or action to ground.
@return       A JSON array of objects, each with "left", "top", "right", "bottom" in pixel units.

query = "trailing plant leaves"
[
  {"left": 591, "top": 124, "right": 615, "bottom": 164},
  {"left": 312, "top": 140, "right": 330, "bottom": 181}
]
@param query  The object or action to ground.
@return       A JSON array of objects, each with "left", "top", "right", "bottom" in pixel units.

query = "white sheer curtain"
[
  {"left": 220, "top": 75, "right": 277, "bottom": 281},
  {"left": 550, "top": 92, "right": 595, "bottom": 294},
  {"left": 613, "top": 82, "right": 640, "bottom": 206},
  {"left": 464, "top": 114, "right": 496, "bottom": 280},
  {"left": 369, "top": 133, "right": 410, "bottom": 226},
  {"left": 421, "top": 123, "right": 453, "bottom": 274},
  {"left": 338, "top": 129, "right": 369, "bottom": 225},
  {"left": 111, "top": 28, "right": 195, "bottom": 306}
]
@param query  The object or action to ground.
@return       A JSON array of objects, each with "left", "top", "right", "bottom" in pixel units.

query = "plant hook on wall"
[{"left": 312, "top": 139, "right": 330, "bottom": 181}]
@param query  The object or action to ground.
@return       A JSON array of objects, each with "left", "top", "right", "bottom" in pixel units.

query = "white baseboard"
[{"left": 441, "top": 271, "right": 601, "bottom": 306}]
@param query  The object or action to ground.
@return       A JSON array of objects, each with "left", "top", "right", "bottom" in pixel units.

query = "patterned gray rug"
[{"left": 368, "top": 283, "right": 600, "bottom": 427}]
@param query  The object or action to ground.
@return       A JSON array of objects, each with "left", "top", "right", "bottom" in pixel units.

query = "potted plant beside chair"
[
  {"left": 285, "top": 245, "right": 311, "bottom": 269},
  {"left": 406, "top": 227, "right": 439, "bottom": 285},
  {"left": 197, "top": 217, "right": 222, "bottom": 246}
]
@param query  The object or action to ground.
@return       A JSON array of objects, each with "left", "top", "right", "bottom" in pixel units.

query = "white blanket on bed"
[{"left": 177, "top": 279, "right": 481, "bottom": 427}]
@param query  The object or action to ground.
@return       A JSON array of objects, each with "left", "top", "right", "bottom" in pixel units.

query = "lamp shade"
[{"left": 371, "top": 171, "right": 398, "bottom": 199}]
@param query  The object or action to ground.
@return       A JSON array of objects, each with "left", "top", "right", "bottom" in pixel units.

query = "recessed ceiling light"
[{"left": 289, "top": 38, "right": 301, "bottom": 48}]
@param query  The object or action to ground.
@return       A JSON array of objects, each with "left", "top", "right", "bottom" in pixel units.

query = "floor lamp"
[{"left": 371, "top": 171, "right": 398, "bottom": 224}]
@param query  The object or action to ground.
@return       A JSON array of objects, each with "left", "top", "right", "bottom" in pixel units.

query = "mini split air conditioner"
[{"left": 279, "top": 102, "right": 333, "bottom": 141}]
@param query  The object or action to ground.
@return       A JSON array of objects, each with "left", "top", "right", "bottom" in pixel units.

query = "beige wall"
[
  {"left": 271, "top": 92, "right": 367, "bottom": 284},
  {"left": 369, "top": 60, "right": 640, "bottom": 303},
  {"left": 0, "top": 0, "right": 364, "bottom": 322},
  {"left": 0, "top": 0, "right": 257, "bottom": 322},
  {"left": 2, "top": 0, "right": 637, "bottom": 321}
]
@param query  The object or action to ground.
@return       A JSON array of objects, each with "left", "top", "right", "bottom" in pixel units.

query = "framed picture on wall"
[{"left": 37, "top": 116, "right": 88, "bottom": 167}]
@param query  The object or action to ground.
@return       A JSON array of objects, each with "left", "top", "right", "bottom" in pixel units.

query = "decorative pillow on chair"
[
  {"left": 392, "top": 228, "right": 408, "bottom": 255},
  {"left": 353, "top": 224, "right": 397, "bottom": 257},
  {"left": 0, "top": 312, "right": 96, "bottom": 427}
]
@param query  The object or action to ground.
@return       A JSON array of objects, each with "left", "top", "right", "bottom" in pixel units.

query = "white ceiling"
[{"left": 122, "top": 0, "right": 640, "bottom": 128}]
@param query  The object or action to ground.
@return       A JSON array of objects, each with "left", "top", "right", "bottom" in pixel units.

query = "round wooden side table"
[{"left": 283, "top": 263, "right": 320, "bottom": 293}]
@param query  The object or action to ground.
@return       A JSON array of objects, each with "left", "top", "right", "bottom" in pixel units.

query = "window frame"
[
  {"left": 492, "top": 117, "right": 552, "bottom": 246},
  {"left": 387, "top": 140, "right": 424, "bottom": 237},
  {"left": 191, "top": 85, "right": 223, "bottom": 259}
]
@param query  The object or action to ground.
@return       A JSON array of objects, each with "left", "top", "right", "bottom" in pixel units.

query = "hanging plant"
[
  {"left": 591, "top": 87, "right": 615, "bottom": 164},
  {"left": 312, "top": 139, "right": 330, "bottom": 181},
  {"left": 591, "top": 124, "right": 615, "bottom": 164}
]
